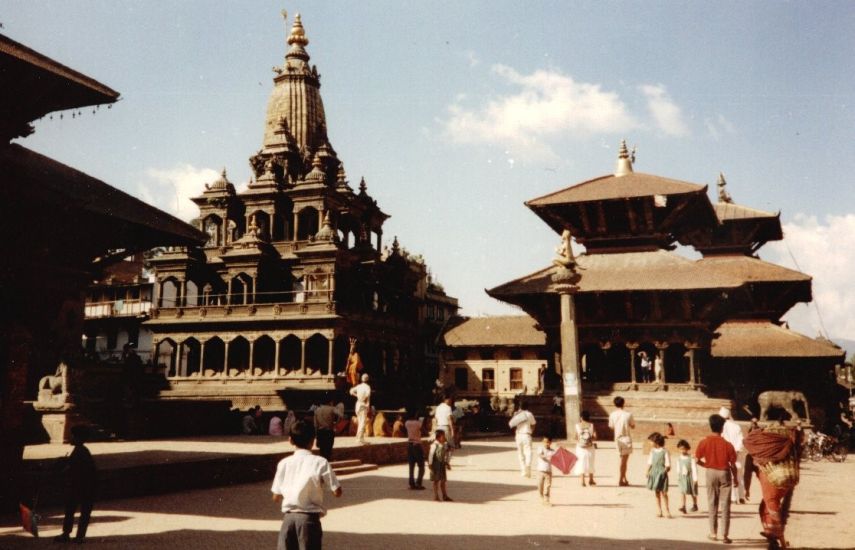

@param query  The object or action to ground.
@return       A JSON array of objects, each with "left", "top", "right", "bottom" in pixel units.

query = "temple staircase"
[{"left": 330, "top": 458, "right": 377, "bottom": 475}]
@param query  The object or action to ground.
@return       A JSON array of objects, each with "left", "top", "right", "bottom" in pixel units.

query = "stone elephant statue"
[{"left": 758, "top": 390, "right": 809, "bottom": 422}]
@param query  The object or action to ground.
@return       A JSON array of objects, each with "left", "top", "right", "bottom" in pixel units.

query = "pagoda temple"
[
  {"left": 145, "top": 14, "right": 457, "bottom": 413},
  {"left": 488, "top": 142, "right": 843, "bottom": 423}
]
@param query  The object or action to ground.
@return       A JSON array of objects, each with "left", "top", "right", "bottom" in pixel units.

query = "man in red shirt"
[{"left": 695, "top": 414, "right": 738, "bottom": 544}]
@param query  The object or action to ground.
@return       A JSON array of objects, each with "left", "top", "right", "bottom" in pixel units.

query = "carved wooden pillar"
[
  {"left": 655, "top": 341, "right": 669, "bottom": 384},
  {"left": 685, "top": 342, "right": 702, "bottom": 387},
  {"left": 327, "top": 337, "right": 334, "bottom": 376},
  {"left": 274, "top": 338, "right": 281, "bottom": 376},
  {"left": 300, "top": 338, "right": 307, "bottom": 375},
  {"left": 626, "top": 342, "right": 639, "bottom": 388}
]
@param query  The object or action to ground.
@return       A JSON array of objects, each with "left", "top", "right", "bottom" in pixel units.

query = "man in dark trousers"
[
  {"left": 55, "top": 425, "right": 97, "bottom": 543},
  {"left": 313, "top": 393, "right": 341, "bottom": 460},
  {"left": 695, "top": 413, "right": 738, "bottom": 544}
]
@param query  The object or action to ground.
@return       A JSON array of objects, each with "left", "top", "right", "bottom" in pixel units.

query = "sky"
[{"left": 4, "top": 1, "right": 855, "bottom": 345}]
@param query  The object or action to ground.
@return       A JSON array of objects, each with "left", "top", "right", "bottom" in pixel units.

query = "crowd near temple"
[{"left": 0, "top": 8, "right": 853, "bottom": 550}]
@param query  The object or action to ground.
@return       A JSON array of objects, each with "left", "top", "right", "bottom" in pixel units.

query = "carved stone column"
[
  {"left": 227, "top": 278, "right": 233, "bottom": 306},
  {"left": 274, "top": 338, "right": 281, "bottom": 377},
  {"left": 179, "top": 280, "right": 187, "bottom": 308},
  {"left": 223, "top": 339, "right": 231, "bottom": 381},
  {"left": 293, "top": 212, "right": 299, "bottom": 242},
  {"left": 248, "top": 338, "right": 255, "bottom": 379},
  {"left": 300, "top": 338, "right": 307, "bottom": 375},
  {"left": 199, "top": 340, "right": 207, "bottom": 377},
  {"left": 550, "top": 265, "right": 582, "bottom": 440},
  {"left": 327, "top": 338, "right": 334, "bottom": 376},
  {"left": 176, "top": 342, "right": 184, "bottom": 377}
]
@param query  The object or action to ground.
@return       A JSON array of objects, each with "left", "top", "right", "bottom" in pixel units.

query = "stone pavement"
[{"left": 1, "top": 438, "right": 852, "bottom": 549}]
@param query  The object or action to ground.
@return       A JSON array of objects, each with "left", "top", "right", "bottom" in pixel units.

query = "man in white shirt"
[
  {"left": 271, "top": 421, "right": 342, "bottom": 550},
  {"left": 608, "top": 395, "right": 635, "bottom": 486},
  {"left": 349, "top": 374, "right": 371, "bottom": 444},
  {"left": 719, "top": 406, "right": 746, "bottom": 503},
  {"left": 434, "top": 396, "right": 455, "bottom": 459},
  {"left": 509, "top": 400, "right": 537, "bottom": 477}
]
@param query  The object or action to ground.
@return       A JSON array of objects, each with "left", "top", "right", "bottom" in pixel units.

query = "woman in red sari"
[{"left": 743, "top": 408, "right": 801, "bottom": 549}]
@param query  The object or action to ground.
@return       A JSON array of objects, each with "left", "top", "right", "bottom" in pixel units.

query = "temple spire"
[
  {"left": 614, "top": 139, "right": 634, "bottom": 177},
  {"left": 287, "top": 13, "right": 309, "bottom": 48},
  {"left": 717, "top": 172, "right": 733, "bottom": 203}
]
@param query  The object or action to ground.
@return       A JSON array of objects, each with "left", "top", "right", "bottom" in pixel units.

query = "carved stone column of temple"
[
  {"left": 176, "top": 341, "right": 184, "bottom": 377},
  {"left": 222, "top": 338, "right": 231, "bottom": 381},
  {"left": 199, "top": 339, "right": 207, "bottom": 378},
  {"left": 300, "top": 338, "right": 307, "bottom": 374},
  {"left": 626, "top": 341, "right": 639, "bottom": 389},
  {"left": 274, "top": 338, "right": 282, "bottom": 376},
  {"left": 247, "top": 337, "right": 256, "bottom": 380},
  {"left": 327, "top": 337, "right": 334, "bottom": 376}
]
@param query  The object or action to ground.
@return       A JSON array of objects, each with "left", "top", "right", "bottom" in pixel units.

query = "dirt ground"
[{"left": 1, "top": 438, "right": 852, "bottom": 549}]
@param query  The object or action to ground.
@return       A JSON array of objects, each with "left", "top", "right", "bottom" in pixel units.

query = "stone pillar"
[
  {"left": 223, "top": 340, "right": 230, "bottom": 380},
  {"left": 551, "top": 266, "right": 582, "bottom": 440},
  {"left": 687, "top": 346, "right": 697, "bottom": 386},
  {"left": 626, "top": 342, "right": 639, "bottom": 388},
  {"left": 176, "top": 342, "right": 184, "bottom": 377},
  {"left": 179, "top": 280, "right": 187, "bottom": 307},
  {"left": 293, "top": 213, "right": 299, "bottom": 242},
  {"left": 199, "top": 340, "right": 207, "bottom": 376},
  {"left": 157, "top": 280, "right": 164, "bottom": 308},
  {"left": 248, "top": 338, "right": 255, "bottom": 378},
  {"left": 327, "top": 338, "right": 334, "bottom": 376},
  {"left": 300, "top": 338, "right": 307, "bottom": 375},
  {"left": 251, "top": 275, "right": 257, "bottom": 304},
  {"left": 274, "top": 338, "right": 281, "bottom": 376},
  {"left": 227, "top": 278, "right": 233, "bottom": 305},
  {"left": 153, "top": 340, "right": 161, "bottom": 372}
]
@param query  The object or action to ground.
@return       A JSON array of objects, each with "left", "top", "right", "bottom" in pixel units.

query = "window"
[
  {"left": 509, "top": 368, "right": 523, "bottom": 390},
  {"left": 509, "top": 348, "right": 522, "bottom": 360},
  {"left": 482, "top": 368, "right": 495, "bottom": 391},
  {"left": 452, "top": 348, "right": 467, "bottom": 361},
  {"left": 479, "top": 348, "right": 495, "bottom": 360},
  {"left": 454, "top": 367, "right": 468, "bottom": 390}
]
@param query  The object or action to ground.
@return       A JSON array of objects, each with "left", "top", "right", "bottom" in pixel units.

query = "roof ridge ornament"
[
  {"left": 717, "top": 172, "right": 733, "bottom": 203},
  {"left": 614, "top": 139, "right": 634, "bottom": 177}
]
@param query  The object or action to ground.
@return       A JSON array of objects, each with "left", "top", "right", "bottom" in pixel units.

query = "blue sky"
[{"left": 5, "top": 1, "right": 855, "bottom": 342}]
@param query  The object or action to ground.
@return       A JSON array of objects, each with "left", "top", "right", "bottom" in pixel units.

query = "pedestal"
[{"left": 33, "top": 406, "right": 84, "bottom": 444}]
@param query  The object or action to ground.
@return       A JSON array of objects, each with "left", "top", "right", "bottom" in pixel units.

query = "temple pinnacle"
[
  {"left": 287, "top": 13, "right": 309, "bottom": 47},
  {"left": 717, "top": 172, "right": 733, "bottom": 203},
  {"left": 614, "top": 139, "right": 634, "bottom": 177}
]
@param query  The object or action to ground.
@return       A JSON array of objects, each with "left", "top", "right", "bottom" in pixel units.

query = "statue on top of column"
[
  {"left": 345, "top": 337, "right": 364, "bottom": 386},
  {"left": 553, "top": 229, "right": 577, "bottom": 269}
]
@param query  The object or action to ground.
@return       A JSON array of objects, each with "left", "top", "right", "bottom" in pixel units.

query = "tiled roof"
[
  {"left": 714, "top": 201, "right": 778, "bottom": 221},
  {"left": 442, "top": 316, "right": 545, "bottom": 347},
  {"left": 526, "top": 172, "right": 705, "bottom": 206},
  {"left": 711, "top": 320, "right": 844, "bottom": 358},
  {"left": 696, "top": 255, "right": 810, "bottom": 283}
]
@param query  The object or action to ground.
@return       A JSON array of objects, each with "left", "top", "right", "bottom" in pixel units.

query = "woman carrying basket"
[{"left": 743, "top": 408, "right": 802, "bottom": 549}]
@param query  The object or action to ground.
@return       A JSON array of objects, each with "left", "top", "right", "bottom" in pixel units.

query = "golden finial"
[
  {"left": 288, "top": 13, "right": 309, "bottom": 47},
  {"left": 717, "top": 172, "right": 733, "bottom": 203}
]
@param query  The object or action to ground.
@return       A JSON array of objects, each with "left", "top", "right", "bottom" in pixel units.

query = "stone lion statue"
[
  {"left": 758, "top": 390, "right": 809, "bottom": 422},
  {"left": 36, "top": 362, "right": 70, "bottom": 409}
]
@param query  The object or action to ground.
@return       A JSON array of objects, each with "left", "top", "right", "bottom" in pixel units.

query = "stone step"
[
  {"left": 333, "top": 463, "right": 378, "bottom": 476},
  {"left": 329, "top": 459, "right": 362, "bottom": 469}
]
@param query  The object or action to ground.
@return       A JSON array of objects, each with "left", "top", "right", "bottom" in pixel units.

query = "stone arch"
[
  {"left": 203, "top": 214, "right": 223, "bottom": 246},
  {"left": 182, "top": 337, "right": 202, "bottom": 377},
  {"left": 230, "top": 273, "right": 254, "bottom": 305},
  {"left": 185, "top": 280, "right": 199, "bottom": 307},
  {"left": 160, "top": 277, "right": 179, "bottom": 308},
  {"left": 157, "top": 338, "right": 177, "bottom": 376},
  {"left": 297, "top": 206, "right": 319, "bottom": 240},
  {"left": 204, "top": 337, "right": 225, "bottom": 377},
  {"left": 280, "top": 334, "right": 301, "bottom": 372},
  {"left": 250, "top": 210, "right": 271, "bottom": 240},
  {"left": 254, "top": 335, "right": 276, "bottom": 376},
  {"left": 228, "top": 336, "right": 250, "bottom": 376},
  {"left": 305, "top": 333, "right": 329, "bottom": 375},
  {"left": 333, "top": 335, "right": 350, "bottom": 375}
]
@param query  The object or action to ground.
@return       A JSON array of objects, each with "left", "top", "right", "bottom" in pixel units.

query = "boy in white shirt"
[
  {"left": 536, "top": 437, "right": 558, "bottom": 506},
  {"left": 271, "top": 421, "right": 342, "bottom": 550}
]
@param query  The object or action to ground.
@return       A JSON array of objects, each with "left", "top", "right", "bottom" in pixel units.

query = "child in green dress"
[
  {"left": 676, "top": 439, "right": 699, "bottom": 513},
  {"left": 646, "top": 432, "right": 671, "bottom": 518},
  {"left": 428, "top": 429, "right": 452, "bottom": 502}
]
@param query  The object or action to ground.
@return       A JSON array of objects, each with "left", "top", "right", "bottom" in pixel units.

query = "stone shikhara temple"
[
  {"left": 488, "top": 142, "right": 843, "bottom": 423},
  {"left": 145, "top": 14, "right": 457, "bottom": 411}
]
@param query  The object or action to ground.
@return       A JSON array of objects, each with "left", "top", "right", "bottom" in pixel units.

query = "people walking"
[
  {"left": 434, "top": 396, "right": 455, "bottom": 461},
  {"left": 646, "top": 432, "right": 671, "bottom": 518},
  {"left": 405, "top": 410, "right": 426, "bottom": 490},
  {"left": 428, "top": 429, "right": 453, "bottom": 502},
  {"left": 536, "top": 437, "right": 557, "bottom": 506},
  {"left": 573, "top": 410, "right": 597, "bottom": 486},
  {"left": 695, "top": 414, "right": 738, "bottom": 544},
  {"left": 676, "top": 439, "right": 699, "bottom": 514},
  {"left": 608, "top": 396, "right": 635, "bottom": 486},
  {"left": 54, "top": 426, "right": 97, "bottom": 544},
  {"left": 314, "top": 393, "right": 341, "bottom": 460},
  {"left": 271, "top": 421, "right": 342, "bottom": 550},
  {"left": 509, "top": 400, "right": 537, "bottom": 477},
  {"left": 349, "top": 374, "right": 371, "bottom": 445},
  {"left": 743, "top": 408, "right": 801, "bottom": 549},
  {"left": 719, "top": 407, "right": 746, "bottom": 504}
]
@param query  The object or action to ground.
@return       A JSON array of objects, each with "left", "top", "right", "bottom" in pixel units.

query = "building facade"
[{"left": 144, "top": 14, "right": 457, "bottom": 411}]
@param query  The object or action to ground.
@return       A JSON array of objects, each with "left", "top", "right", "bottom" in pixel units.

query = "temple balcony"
[
  {"left": 85, "top": 299, "right": 153, "bottom": 319},
  {"left": 150, "top": 290, "right": 336, "bottom": 321}
]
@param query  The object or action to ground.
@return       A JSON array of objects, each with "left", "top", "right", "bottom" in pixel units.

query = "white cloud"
[
  {"left": 705, "top": 114, "right": 736, "bottom": 140},
  {"left": 443, "top": 64, "right": 637, "bottom": 160},
  {"left": 464, "top": 50, "right": 480, "bottom": 67},
  {"left": 135, "top": 164, "right": 220, "bottom": 222},
  {"left": 764, "top": 213, "right": 855, "bottom": 340},
  {"left": 639, "top": 84, "right": 689, "bottom": 137}
]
